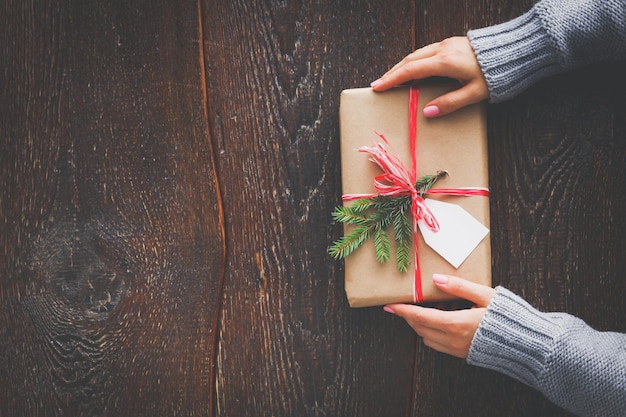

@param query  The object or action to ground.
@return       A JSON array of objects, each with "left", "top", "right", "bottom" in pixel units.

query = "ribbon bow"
[{"left": 354, "top": 138, "right": 440, "bottom": 234}]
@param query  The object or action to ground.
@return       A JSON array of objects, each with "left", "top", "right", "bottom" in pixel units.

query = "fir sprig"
[{"left": 329, "top": 171, "right": 447, "bottom": 272}]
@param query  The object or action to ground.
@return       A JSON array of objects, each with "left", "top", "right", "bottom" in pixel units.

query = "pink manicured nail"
[
  {"left": 432, "top": 273, "right": 449, "bottom": 284},
  {"left": 370, "top": 79, "right": 382, "bottom": 88},
  {"left": 423, "top": 105, "right": 440, "bottom": 117},
  {"left": 383, "top": 306, "right": 395, "bottom": 314}
]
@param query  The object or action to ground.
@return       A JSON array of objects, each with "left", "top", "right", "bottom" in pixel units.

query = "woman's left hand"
[{"left": 384, "top": 274, "right": 495, "bottom": 359}]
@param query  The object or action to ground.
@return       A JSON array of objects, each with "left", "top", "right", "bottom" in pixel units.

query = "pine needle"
[
  {"left": 329, "top": 172, "right": 445, "bottom": 272},
  {"left": 373, "top": 226, "right": 391, "bottom": 263}
]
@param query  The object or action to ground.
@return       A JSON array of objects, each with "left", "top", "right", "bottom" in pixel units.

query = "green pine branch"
[
  {"left": 329, "top": 171, "right": 447, "bottom": 272},
  {"left": 373, "top": 225, "right": 391, "bottom": 263},
  {"left": 392, "top": 199, "right": 412, "bottom": 273}
]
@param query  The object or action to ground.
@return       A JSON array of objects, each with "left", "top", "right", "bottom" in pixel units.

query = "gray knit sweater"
[
  {"left": 465, "top": 1, "right": 626, "bottom": 416},
  {"left": 469, "top": 288, "right": 626, "bottom": 416},
  {"left": 468, "top": 0, "right": 626, "bottom": 102}
]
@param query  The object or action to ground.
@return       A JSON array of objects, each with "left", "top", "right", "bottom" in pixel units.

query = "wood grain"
[
  {"left": 483, "top": 66, "right": 626, "bottom": 417},
  {"left": 1, "top": 0, "right": 624, "bottom": 416},
  {"left": 201, "top": 1, "right": 418, "bottom": 416},
  {"left": 0, "top": 0, "right": 224, "bottom": 415}
]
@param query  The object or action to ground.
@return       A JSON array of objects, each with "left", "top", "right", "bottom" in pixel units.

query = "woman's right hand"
[{"left": 371, "top": 37, "right": 489, "bottom": 117}]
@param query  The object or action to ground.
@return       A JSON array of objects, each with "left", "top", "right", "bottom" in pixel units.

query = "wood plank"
[
  {"left": 481, "top": 62, "right": 626, "bottom": 416},
  {"left": 201, "top": 1, "right": 418, "bottom": 415},
  {"left": 411, "top": 2, "right": 626, "bottom": 416},
  {"left": 2, "top": 0, "right": 623, "bottom": 416},
  {"left": 204, "top": 0, "right": 625, "bottom": 415},
  {"left": 0, "top": 0, "right": 224, "bottom": 415},
  {"left": 406, "top": 2, "right": 527, "bottom": 416}
]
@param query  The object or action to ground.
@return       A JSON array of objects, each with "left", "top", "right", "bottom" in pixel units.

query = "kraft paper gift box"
[{"left": 338, "top": 80, "right": 491, "bottom": 307}]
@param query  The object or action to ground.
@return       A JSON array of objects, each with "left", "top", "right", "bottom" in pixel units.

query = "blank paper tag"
[{"left": 417, "top": 199, "right": 489, "bottom": 269}]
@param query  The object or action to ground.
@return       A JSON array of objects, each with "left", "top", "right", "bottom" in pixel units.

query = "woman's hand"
[
  {"left": 371, "top": 37, "right": 489, "bottom": 117},
  {"left": 384, "top": 274, "right": 495, "bottom": 359}
]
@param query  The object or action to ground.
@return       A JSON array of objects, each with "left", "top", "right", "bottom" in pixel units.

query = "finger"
[
  {"left": 431, "top": 274, "right": 495, "bottom": 306},
  {"left": 413, "top": 310, "right": 484, "bottom": 356},
  {"left": 384, "top": 43, "right": 440, "bottom": 75},
  {"left": 423, "top": 81, "right": 489, "bottom": 117},
  {"left": 387, "top": 304, "right": 486, "bottom": 340},
  {"left": 422, "top": 338, "right": 469, "bottom": 359},
  {"left": 384, "top": 303, "right": 483, "bottom": 359},
  {"left": 411, "top": 319, "right": 473, "bottom": 359},
  {"left": 372, "top": 57, "right": 444, "bottom": 91},
  {"left": 395, "top": 43, "right": 439, "bottom": 66},
  {"left": 386, "top": 303, "right": 454, "bottom": 330},
  {"left": 411, "top": 323, "right": 445, "bottom": 340}
]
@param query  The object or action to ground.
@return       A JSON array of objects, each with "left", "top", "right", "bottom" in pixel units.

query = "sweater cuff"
[
  {"left": 467, "top": 287, "right": 564, "bottom": 388},
  {"left": 468, "top": 7, "right": 563, "bottom": 103}
]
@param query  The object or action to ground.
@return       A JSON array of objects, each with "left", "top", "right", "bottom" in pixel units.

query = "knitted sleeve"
[
  {"left": 467, "top": 0, "right": 626, "bottom": 102},
  {"left": 467, "top": 287, "right": 626, "bottom": 417}
]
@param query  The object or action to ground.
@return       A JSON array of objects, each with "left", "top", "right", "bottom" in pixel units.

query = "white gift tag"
[{"left": 417, "top": 198, "right": 489, "bottom": 269}]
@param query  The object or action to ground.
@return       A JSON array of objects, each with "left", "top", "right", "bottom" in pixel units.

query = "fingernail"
[
  {"left": 423, "top": 105, "right": 440, "bottom": 118},
  {"left": 370, "top": 78, "right": 382, "bottom": 88},
  {"left": 432, "top": 273, "right": 449, "bottom": 284},
  {"left": 383, "top": 306, "right": 395, "bottom": 314}
]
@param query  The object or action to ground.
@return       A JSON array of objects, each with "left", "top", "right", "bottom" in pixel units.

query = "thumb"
[
  {"left": 423, "top": 82, "right": 488, "bottom": 117},
  {"left": 431, "top": 274, "right": 495, "bottom": 307}
]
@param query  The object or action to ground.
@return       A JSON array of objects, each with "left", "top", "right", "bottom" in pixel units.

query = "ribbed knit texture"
[
  {"left": 468, "top": 287, "right": 626, "bottom": 417},
  {"left": 464, "top": 1, "right": 626, "bottom": 414},
  {"left": 468, "top": 0, "right": 626, "bottom": 102}
]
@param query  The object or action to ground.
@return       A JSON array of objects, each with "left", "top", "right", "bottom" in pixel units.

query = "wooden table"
[{"left": 1, "top": 1, "right": 624, "bottom": 416}]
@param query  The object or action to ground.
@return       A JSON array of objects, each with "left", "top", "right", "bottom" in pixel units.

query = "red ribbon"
[{"left": 342, "top": 86, "right": 489, "bottom": 302}]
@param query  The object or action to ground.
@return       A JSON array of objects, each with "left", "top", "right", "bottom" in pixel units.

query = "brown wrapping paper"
[{"left": 339, "top": 81, "right": 491, "bottom": 307}]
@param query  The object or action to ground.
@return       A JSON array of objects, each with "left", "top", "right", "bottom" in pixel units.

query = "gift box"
[{"left": 337, "top": 80, "right": 491, "bottom": 307}]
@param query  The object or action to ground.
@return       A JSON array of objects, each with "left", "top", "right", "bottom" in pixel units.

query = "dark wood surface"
[{"left": 1, "top": 1, "right": 624, "bottom": 416}]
